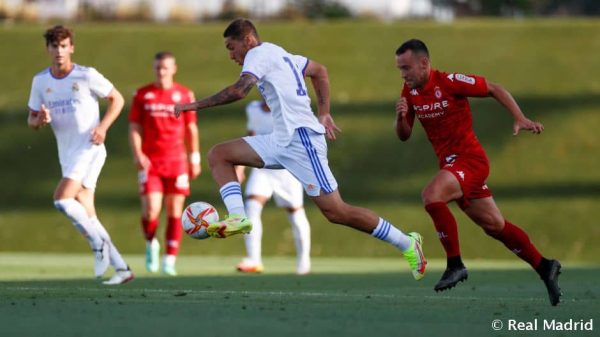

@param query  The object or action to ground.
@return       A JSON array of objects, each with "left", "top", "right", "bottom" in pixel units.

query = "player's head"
[
  {"left": 223, "top": 18, "right": 260, "bottom": 66},
  {"left": 395, "top": 39, "right": 431, "bottom": 89},
  {"left": 44, "top": 25, "right": 75, "bottom": 66},
  {"left": 153, "top": 51, "right": 177, "bottom": 85}
]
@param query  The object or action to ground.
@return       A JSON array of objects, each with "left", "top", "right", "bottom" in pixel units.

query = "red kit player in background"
[
  {"left": 394, "top": 39, "right": 562, "bottom": 306},
  {"left": 128, "top": 51, "right": 201, "bottom": 276}
]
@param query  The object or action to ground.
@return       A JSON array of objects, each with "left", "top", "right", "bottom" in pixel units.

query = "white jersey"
[
  {"left": 245, "top": 100, "right": 273, "bottom": 135},
  {"left": 241, "top": 42, "right": 325, "bottom": 146},
  {"left": 28, "top": 64, "right": 114, "bottom": 168}
]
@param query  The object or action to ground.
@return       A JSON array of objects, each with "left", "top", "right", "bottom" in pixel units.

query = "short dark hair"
[
  {"left": 395, "top": 39, "right": 429, "bottom": 57},
  {"left": 44, "top": 25, "right": 74, "bottom": 46},
  {"left": 154, "top": 51, "right": 175, "bottom": 61},
  {"left": 223, "top": 18, "right": 259, "bottom": 40}
]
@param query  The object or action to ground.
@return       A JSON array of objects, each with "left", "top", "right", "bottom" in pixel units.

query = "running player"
[
  {"left": 27, "top": 25, "right": 133, "bottom": 285},
  {"left": 174, "top": 19, "right": 426, "bottom": 280},
  {"left": 236, "top": 100, "right": 311, "bottom": 275},
  {"left": 394, "top": 38, "right": 561, "bottom": 305},
  {"left": 128, "top": 51, "right": 200, "bottom": 276}
]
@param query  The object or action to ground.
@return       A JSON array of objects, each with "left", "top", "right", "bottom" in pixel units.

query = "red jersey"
[
  {"left": 129, "top": 82, "right": 196, "bottom": 161},
  {"left": 402, "top": 69, "right": 489, "bottom": 166}
]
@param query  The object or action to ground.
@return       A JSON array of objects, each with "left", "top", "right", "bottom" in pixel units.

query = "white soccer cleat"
[
  {"left": 93, "top": 240, "right": 110, "bottom": 278},
  {"left": 162, "top": 255, "right": 177, "bottom": 276},
  {"left": 102, "top": 268, "right": 135, "bottom": 285},
  {"left": 145, "top": 239, "right": 160, "bottom": 273},
  {"left": 297, "top": 258, "right": 311, "bottom": 275}
]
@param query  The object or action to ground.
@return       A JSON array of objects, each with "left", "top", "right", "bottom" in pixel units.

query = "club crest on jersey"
[
  {"left": 143, "top": 92, "right": 156, "bottom": 100},
  {"left": 46, "top": 87, "right": 52, "bottom": 94},
  {"left": 172, "top": 91, "right": 182, "bottom": 103},
  {"left": 445, "top": 154, "right": 457, "bottom": 164},
  {"left": 72, "top": 82, "right": 79, "bottom": 92},
  {"left": 410, "top": 89, "right": 419, "bottom": 96},
  {"left": 434, "top": 86, "right": 442, "bottom": 99}
]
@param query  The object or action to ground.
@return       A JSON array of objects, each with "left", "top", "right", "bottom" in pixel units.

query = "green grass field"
[{"left": 1, "top": 253, "right": 598, "bottom": 337}]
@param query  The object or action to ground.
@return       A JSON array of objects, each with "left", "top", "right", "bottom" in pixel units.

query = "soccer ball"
[{"left": 182, "top": 202, "right": 219, "bottom": 240}]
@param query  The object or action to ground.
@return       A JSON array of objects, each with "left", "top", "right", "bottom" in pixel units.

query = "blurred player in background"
[
  {"left": 394, "top": 38, "right": 562, "bottom": 305},
  {"left": 174, "top": 19, "right": 426, "bottom": 281},
  {"left": 236, "top": 100, "right": 311, "bottom": 275},
  {"left": 27, "top": 25, "right": 133, "bottom": 285},
  {"left": 128, "top": 51, "right": 200, "bottom": 276}
]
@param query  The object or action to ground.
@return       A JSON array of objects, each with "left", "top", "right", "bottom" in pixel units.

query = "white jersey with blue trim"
[
  {"left": 28, "top": 64, "right": 114, "bottom": 167},
  {"left": 241, "top": 42, "right": 325, "bottom": 146}
]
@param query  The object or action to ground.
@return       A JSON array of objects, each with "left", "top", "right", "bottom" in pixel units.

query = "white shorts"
[
  {"left": 245, "top": 168, "right": 304, "bottom": 208},
  {"left": 61, "top": 145, "right": 107, "bottom": 189},
  {"left": 243, "top": 127, "right": 338, "bottom": 197}
]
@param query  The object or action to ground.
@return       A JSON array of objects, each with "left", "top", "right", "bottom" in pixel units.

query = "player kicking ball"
[
  {"left": 27, "top": 25, "right": 133, "bottom": 285},
  {"left": 174, "top": 19, "right": 426, "bottom": 280},
  {"left": 394, "top": 39, "right": 561, "bottom": 305}
]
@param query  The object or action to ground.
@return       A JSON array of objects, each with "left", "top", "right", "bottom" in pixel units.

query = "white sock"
[
  {"left": 54, "top": 199, "right": 103, "bottom": 250},
  {"left": 219, "top": 182, "right": 246, "bottom": 216},
  {"left": 244, "top": 199, "right": 263, "bottom": 264},
  {"left": 90, "top": 217, "right": 128, "bottom": 270},
  {"left": 371, "top": 217, "right": 412, "bottom": 251},
  {"left": 288, "top": 208, "right": 311, "bottom": 270}
]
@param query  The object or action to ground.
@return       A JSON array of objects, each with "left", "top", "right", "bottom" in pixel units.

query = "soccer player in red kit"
[
  {"left": 128, "top": 51, "right": 201, "bottom": 276},
  {"left": 394, "top": 39, "right": 562, "bottom": 306}
]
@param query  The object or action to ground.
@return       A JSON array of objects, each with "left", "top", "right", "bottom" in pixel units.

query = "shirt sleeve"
[
  {"left": 183, "top": 89, "right": 197, "bottom": 124},
  {"left": 241, "top": 48, "right": 269, "bottom": 80},
  {"left": 292, "top": 54, "right": 309, "bottom": 76},
  {"left": 27, "top": 76, "right": 43, "bottom": 111},
  {"left": 445, "top": 73, "right": 489, "bottom": 97},
  {"left": 87, "top": 67, "right": 114, "bottom": 98},
  {"left": 128, "top": 90, "right": 142, "bottom": 123}
]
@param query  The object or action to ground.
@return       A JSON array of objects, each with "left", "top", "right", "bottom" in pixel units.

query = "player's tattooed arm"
[{"left": 174, "top": 74, "right": 256, "bottom": 117}]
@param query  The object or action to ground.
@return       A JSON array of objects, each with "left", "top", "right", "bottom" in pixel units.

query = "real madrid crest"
[
  {"left": 72, "top": 82, "right": 79, "bottom": 92},
  {"left": 434, "top": 86, "right": 442, "bottom": 99}
]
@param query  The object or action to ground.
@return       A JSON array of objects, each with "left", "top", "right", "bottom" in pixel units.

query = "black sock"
[
  {"left": 447, "top": 256, "right": 464, "bottom": 269},
  {"left": 535, "top": 257, "right": 552, "bottom": 278}
]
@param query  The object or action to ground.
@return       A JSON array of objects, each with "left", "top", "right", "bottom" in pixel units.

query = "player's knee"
[
  {"left": 421, "top": 187, "right": 439, "bottom": 205},
  {"left": 207, "top": 146, "right": 222, "bottom": 169},
  {"left": 478, "top": 217, "right": 504, "bottom": 237}
]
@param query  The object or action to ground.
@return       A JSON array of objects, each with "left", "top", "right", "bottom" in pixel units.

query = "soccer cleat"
[
  {"left": 434, "top": 266, "right": 468, "bottom": 292},
  {"left": 102, "top": 268, "right": 135, "bottom": 285},
  {"left": 93, "top": 240, "right": 110, "bottom": 278},
  {"left": 207, "top": 214, "right": 252, "bottom": 238},
  {"left": 403, "top": 232, "right": 427, "bottom": 280},
  {"left": 236, "top": 258, "right": 264, "bottom": 273},
  {"left": 540, "top": 259, "right": 562, "bottom": 306},
  {"left": 162, "top": 255, "right": 178, "bottom": 276},
  {"left": 297, "top": 258, "right": 311, "bottom": 275},
  {"left": 145, "top": 239, "right": 160, "bottom": 273}
]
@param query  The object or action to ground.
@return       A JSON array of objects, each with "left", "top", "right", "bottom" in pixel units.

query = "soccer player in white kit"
[
  {"left": 237, "top": 100, "right": 311, "bottom": 275},
  {"left": 27, "top": 25, "right": 133, "bottom": 285},
  {"left": 175, "top": 19, "right": 426, "bottom": 280}
]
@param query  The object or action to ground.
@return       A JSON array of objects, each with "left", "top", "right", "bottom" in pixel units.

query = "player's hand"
[
  {"left": 319, "top": 113, "right": 341, "bottom": 140},
  {"left": 513, "top": 118, "right": 544, "bottom": 136},
  {"left": 90, "top": 126, "right": 107, "bottom": 145},
  {"left": 40, "top": 104, "right": 52, "bottom": 125},
  {"left": 395, "top": 97, "right": 409, "bottom": 120},
  {"left": 134, "top": 152, "right": 151, "bottom": 171},
  {"left": 190, "top": 163, "right": 201, "bottom": 179}
]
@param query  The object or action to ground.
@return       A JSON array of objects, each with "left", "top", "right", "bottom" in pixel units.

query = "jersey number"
[{"left": 283, "top": 57, "right": 307, "bottom": 96}]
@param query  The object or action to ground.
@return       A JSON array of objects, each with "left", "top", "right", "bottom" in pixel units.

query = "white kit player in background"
[
  {"left": 174, "top": 19, "right": 427, "bottom": 280},
  {"left": 237, "top": 100, "right": 311, "bottom": 275},
  {"left": 27, "top": 25, "right": 134, "bottom": 285}
]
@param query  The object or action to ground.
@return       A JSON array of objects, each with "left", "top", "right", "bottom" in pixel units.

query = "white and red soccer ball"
[{"left": 182, "top": 202, "right": 219, "bottom": 240}]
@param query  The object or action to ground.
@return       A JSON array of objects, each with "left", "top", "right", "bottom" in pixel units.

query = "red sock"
[
  {"left": 425, "top": 202, "right": 461, "bottom": 258},
  {"left": 491, "top": 220, "right": 542, "bottom": 269},
  {"left": 166, "top": 217, "right": 182, "bottom": 255},
  {"left": 142, "top": 218, "right": 159, "bottom": 241}
]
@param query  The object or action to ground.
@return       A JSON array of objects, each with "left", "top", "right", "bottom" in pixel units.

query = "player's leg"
[
  {"left": 141, "top": 192, "right": 162, "bottom": 272},
  {"left": 205, "top": 138, "right": 265, "bottom": 238},
  {"left": 237, "top": 195, "right": 268, "bottom": 273},
  {"left": 421, "top": 170, "right": 469, "bottom": 291},
  {"left": 463, "top": 197, "right": 562, "bottom": 305},
  {"left": 163, "top": 192, "right": 186, "bottom": 276}
]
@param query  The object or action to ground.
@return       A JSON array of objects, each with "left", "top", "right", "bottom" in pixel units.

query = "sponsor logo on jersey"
[
  {"left": 410, "top": 89, "right": 419, "bottom": 96},
  {"left": 455, "top": 73, "right": 475, "bottom": 85},
  {"left": 72, "top": 82, "right": 79, "bottom": 92},
  {"left": 143, "top": 92, "right": 156, "bottom": 100},
  {"left": 144, "top": 103, "right": 176, "bottom": 117},
  {"left": 413, "top": 100, "right": 449, "bottom": 118},
  {"left": 172, "top": 91, "right": 182, "bottom": 103},
  {"left": 434, "top": 86, "right": 442, "bottom": 99}
]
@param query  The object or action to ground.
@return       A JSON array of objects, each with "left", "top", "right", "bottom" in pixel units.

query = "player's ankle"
[{"left": 447, "top": 255, "right": 464, "bottom": 269}]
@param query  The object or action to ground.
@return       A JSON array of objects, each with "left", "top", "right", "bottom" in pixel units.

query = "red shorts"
[
  {"left": 440, "top": 153, "right": 492, "bottom": 209},
  {"left": 138, "top": 157, "right": 190, "bottom": 196}
]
